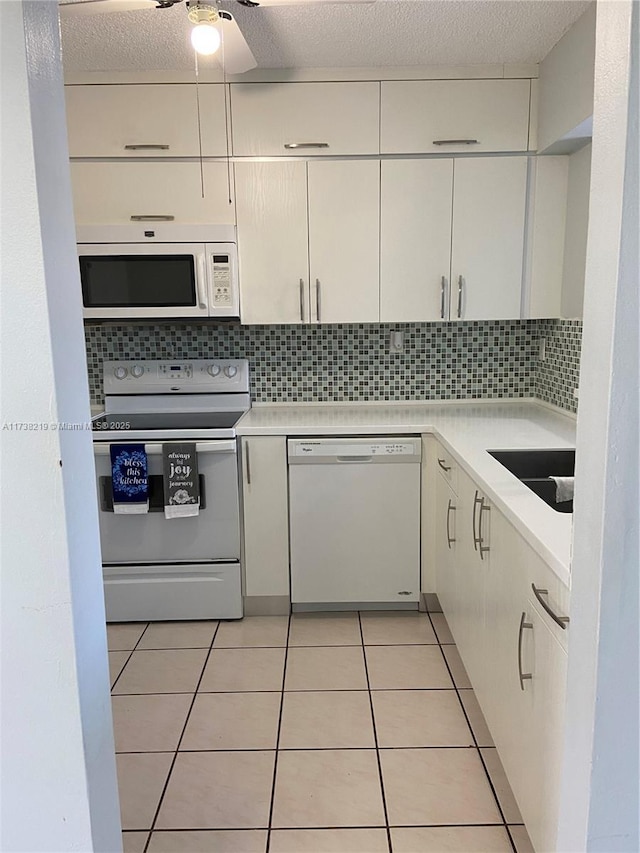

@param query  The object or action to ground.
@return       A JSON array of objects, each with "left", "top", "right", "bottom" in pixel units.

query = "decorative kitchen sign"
[
  {"left": 163, "top": 444, "right": 200, "bottom": 519},
  {"left": 110, "top": 444, "right": 149, "bottom": 514}
]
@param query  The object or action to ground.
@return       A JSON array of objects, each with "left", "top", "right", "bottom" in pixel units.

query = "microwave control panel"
[{"left": 212, "top": 255, "right": 232, "bottom": 306}]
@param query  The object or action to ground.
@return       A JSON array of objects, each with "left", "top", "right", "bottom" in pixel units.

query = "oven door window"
[{"left": 80, "top": 255, "right": 197, "bottom": 308}]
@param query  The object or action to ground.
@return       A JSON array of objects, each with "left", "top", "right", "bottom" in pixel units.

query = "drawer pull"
[
  {"left": 437, "top": 458, "right": 451, "bottom": 472},
  {"left": 433, "top": 139, "right": 480, "bottom": 146},
  {"left": 124, "top": 144, "right": 170, "bottom": 150},
  {"left": 518, "top": 611, "right": 534, "bottom": 690},
  {"left": 284, "top": 142, "right": 330, "bottom": 150},
  {"left": 531, "top": 584, "right": 570, "bottom": 629},
  {"left": 130, "top": 215, "right": 175, "bottom": 222}
]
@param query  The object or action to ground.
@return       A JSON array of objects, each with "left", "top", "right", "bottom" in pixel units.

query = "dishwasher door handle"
[{"left": 336, "top": 456, "right": 373, "bottom": 463}]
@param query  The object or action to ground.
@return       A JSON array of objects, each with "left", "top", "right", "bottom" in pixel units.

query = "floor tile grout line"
[
  {"left": 265, "top": 610, "right": 293, "bottom": 853},
  {"left": 358, "top": 612, "right": 394, "bottom": 853},
  {"left": 109, "top": 622, "right": 152, "bottom": 691},
  {"left": 126, "top": 820, "right": 516, "bottom": 834},
  {"left": 142, "top": 621, "right": 222, "bottom": 853},
  {"left": 425, "top": 611, "right": 518, "bottom": 853},
  {"left": 115, "top": 745, "right": 496, "bottom": 755}
]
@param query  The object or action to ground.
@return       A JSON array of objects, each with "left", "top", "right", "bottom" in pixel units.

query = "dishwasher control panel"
[{"left": 288, "top": 437, "right": 422, "bottom": 462}]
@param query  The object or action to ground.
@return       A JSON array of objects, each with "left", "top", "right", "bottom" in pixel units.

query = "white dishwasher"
[{"left": 288, "top": 437, "right": 422, "bottom": 609}]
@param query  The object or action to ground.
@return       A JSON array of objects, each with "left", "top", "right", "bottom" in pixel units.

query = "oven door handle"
[{"left": 94, "top": 440, "right": 237, "bottom": 456}]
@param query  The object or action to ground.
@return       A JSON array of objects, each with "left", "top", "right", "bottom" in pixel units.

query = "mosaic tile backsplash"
[
  {"left": 85, "top": 319, "right": 582, "bottom": 413},
  {"left": 533, "top": 319, "right": 582, "bottom": 414}
]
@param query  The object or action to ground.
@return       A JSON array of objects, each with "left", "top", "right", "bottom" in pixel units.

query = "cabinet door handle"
[
  {"left": 284, "top": 142, "right": 330, "bottom": 150},
  {"left": 531, "top": 584, "right": 570, "bottom": 629},
  {"left": 124, "top": 144, "right": 170, "bottom": 151},
  {"left": 244, "top": 442, "right": 251, "bottom": 485},
  {"left": 446, "top": 500, "right": 456, "bottom": 548},
  {"left": 433, "top": 139, "right": 480, "bottom": 146},
  {"left": 437, "top": 457, "right": 451, "bottom": 472},
  {"left": 130, "top": 215, "right": 175, "bottom": 222},
  {"left": 473, "top": 491, "right": 490, "bottom": 558},
  {"left": 457, "top": 275, "right": 464, "bottom": 319},
  {"left": 315, "top": 279, "right": 321, "bottom": 323},
  {"left": 299, "top": 278, "right": 305, "bottom": 322},
  {"left": 518, "top": 611, "right": 534, "bottom": 690},
  {"left": 440, "top": 276, "right": 447, "bottom": 319},
  {"left": 472, "top": 490, "right": 481, "bottom": 551}
]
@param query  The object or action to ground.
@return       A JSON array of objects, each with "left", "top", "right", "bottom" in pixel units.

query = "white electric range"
[{"left": 92, "top": 358, "right": 250, "bottom": 622}]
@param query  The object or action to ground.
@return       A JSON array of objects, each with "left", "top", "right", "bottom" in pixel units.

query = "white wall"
[
  {"left": 538, "top": 3, "right": 596, "bottom": 151},
  {"left": 557, "top": 0, "right": 639, "bottom": 849},
  {"left": 0, "top": 2, "right": 121, "bottom": 850},
  {"left": 561, "top": 143, "right": 592, "bottom": 318}
]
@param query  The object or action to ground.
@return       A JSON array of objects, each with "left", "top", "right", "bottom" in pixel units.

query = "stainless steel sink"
[{"left": 488, "top": 449, "right": 575, "bottom": 513}]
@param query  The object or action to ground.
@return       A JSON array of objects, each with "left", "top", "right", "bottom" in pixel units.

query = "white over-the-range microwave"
[{"left": 77, "top": 224, "right": 239, "bottom": 320}]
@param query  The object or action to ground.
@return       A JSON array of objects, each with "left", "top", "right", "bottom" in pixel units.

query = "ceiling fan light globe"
[{"left": 191, "top": 22, "right": 221, "bottom": 55}]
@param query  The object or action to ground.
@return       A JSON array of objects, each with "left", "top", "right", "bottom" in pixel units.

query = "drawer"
[
  {"left": 435, "top": 447, "right": 458, "bottom": 494},
  {"left": 230, "top": 82, "right": 380, "bottom": 156},
  {"left": 70, "top": 161, "right": 235, "bottom": 226},
  {"left": 380, "top": 79, "right": 531, "bottom": 154},
  {"left": 65, "top": 83, "right": 228, "bottom": 157}
]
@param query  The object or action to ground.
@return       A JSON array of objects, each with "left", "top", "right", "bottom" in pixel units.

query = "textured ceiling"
[{"left": 60, "top": 0, "right": 592, "bottom": 74}]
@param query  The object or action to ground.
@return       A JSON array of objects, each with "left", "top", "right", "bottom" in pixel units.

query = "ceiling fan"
[{"left": 58, "top": 0, "right": 376, "bottom": 75}]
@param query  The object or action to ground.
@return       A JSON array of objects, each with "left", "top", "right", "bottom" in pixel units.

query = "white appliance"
[
  {"left": 78, "top": 224, "right": 239, "bottom": 320},
  {"left": 288, "top": 437, "right": 422, "bottom": 609},
  {"left": 92, "top": 358, "right": 250, "bottom": 622}
]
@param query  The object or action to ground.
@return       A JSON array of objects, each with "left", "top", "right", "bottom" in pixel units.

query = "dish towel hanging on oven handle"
[
  {"left": 163, "top": 443, "right": 200, "bottom": 519},
  {"left": 110, "top": 444, "right": 149, "bottom": 514}
]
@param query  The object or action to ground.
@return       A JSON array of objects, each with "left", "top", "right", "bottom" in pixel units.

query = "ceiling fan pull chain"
[
  {"left": 194, "top": 51, "right": 206, "bottom": 200},
  {"left": 221, "top": 21, "right": 233, "bottom": 206}
]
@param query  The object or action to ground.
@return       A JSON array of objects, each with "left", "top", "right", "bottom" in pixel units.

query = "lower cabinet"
[
  {"left": 433, "top": 442, "right": 570, "bottom": 852},
  {"left": 240, "top": 436, "right": 290, "bottom": 608}
]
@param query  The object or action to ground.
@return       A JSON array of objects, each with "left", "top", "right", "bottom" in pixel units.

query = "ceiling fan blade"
[
  {"left": 59, "top": 0, "right": 161, "bottom": 16},
  {"left": 217, "top": 12, "right": 257, "bottom": 75}
]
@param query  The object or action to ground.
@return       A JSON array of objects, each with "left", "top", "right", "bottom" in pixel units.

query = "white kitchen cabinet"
[
  {"left": 435, "top": 467, "right": 460, "bottom": 633},
  {"left": 380, "top": 79, "right": 532, "bottom": 154},
  {"left": 380, "top": 159, "right": 454, "bottom": 322},
  {"left": 307, "top": 160, "right": 380, "bottom": 324},
  {"left": 70, "top": 161, "right": 235, "bottom": 226},
  {"left": 230, "top": 82, "right": 380, "bottom": 156},
  {"left": 241, "top": 437, "right": 290, "bottom": 601},
  {"left": 235, "top": 161, "right": 310, "bottom": 325},
  {"left": 65, "top": 84, "right": 228, "bottom": 157},
  {"left": 451, "top": 157, "right": 528, "bottom": 320},
  {"left": 236, "top": 160, "right": 379, "bottom": 324}
]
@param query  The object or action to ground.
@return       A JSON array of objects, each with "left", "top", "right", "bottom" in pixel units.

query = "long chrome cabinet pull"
[
  {"left": 299, "top": 279, "right": 305, "bottom": 322},
  {"left": 472, "top": 491, "right": 490, "bottom": 558},
  {"left": 457, "top": 275, "right": 464, "bottom": 319},
  {"left": 531, "top": 584, "right": 570, "bottom": 629},
  {"left": 433, "top": 139, "right": 480, "bottom": 146},
  {"left": 437, "top": 458, "right": 451, "bottom": 472},
  {"left": 440, "top": 276, "right": 447, "bottom": 319},
  {"left": 130, "top": 215, "right": 175, "bottom": 222},
  {"left": 315, "top": 279, "right": 321, "bottom": 323},
  {"left": 284, "top": 142, "right": 330, "bottom": 150},
  {"left": 446, "top": 500, "right": 456, "bottom": 549},
  {"left": 472, "top": 490, "right": 480, "bottom": 551},
  {"left": 244, "top": 442, "right": 251, "bottom": 485},
  {"left": 124, "top": 144, "right": 170, "bottom": 150},
  {"left": 518, "top": 612, "right": 534, "bottom": 690}
]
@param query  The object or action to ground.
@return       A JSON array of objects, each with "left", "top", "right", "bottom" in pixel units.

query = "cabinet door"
[
  {"left": 451, "top": 157, "right": 527, "bottom": 320},
  {"left": 435, "top": 471, "right": 459, "bottom": 633},
  {"left": 235, "top": 161, "right": 310, "bottom": 325},
  {"left": 381, "top": 79, "right": 531, "bottom": 154},
  {"left": 70, "top": 162, "right": 235, "bottom": 226},
  {"left": 380, "top": 160, "right": 454, "bottom": 322},
  {"left": 307, "top": 160, "right": 380, "bottom": 323},
  {"left": 65, "top": 84, "right": 228, "bottom": 157},
  {"left": 241, "top": 437, "right": 290, "bottom": 599},
  {"left": 231, "top": 82, "right": 380, "bottom": 156}
]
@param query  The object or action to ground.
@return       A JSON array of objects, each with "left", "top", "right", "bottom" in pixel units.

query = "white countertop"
[{"left": 237, "top": 399, "right": 576, "bottom": 585}]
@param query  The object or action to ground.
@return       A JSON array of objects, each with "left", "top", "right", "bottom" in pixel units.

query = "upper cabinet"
[
  {"left": 65, "top": 84, "right": 229, "bottom": 157},
  {"left": 230, "top": 82, "right": 380, "bottom": 156},
  {"left": 380, "top": 79, "right": 532, "bottom": 154}
]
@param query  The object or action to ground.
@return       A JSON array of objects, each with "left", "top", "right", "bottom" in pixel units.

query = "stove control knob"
[
  {"left": 114, "top": 366, "right": 128, "bottom": 380},
  {"left": 207, "top": 364, "right": 221, "bottom": 377},
  {"left": 224, "top": 365, "right": 238, "bottom": 378},
  {"left": 131, "top": 365, "right": 144, "bottom": 378}
]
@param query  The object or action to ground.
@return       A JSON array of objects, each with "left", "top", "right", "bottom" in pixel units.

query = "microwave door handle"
[{"left": 196, "top": 254, "right": 208, "bottom": 310}]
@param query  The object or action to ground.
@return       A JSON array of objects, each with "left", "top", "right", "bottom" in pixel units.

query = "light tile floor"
[{"left": 109, "top": 611, "right": 535, "bottom": 853}]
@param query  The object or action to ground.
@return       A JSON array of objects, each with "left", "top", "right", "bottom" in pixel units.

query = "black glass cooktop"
[{"left": 92, "top": 411, "right": 244, "bottom": 432}]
